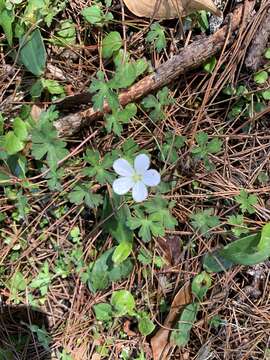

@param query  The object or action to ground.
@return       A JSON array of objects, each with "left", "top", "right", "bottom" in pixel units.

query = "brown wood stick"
[{"left": 54, "top": 2, "right": 255, "bottom": 137}]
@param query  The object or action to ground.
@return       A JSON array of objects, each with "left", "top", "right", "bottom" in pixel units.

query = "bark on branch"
[{"left": 54, "top": 2, "right": 255, "bottom": 137}]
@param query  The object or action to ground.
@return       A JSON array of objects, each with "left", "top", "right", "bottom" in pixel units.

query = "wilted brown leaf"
[
  {"left": 123, "top": 0, "right": 221, "bottom": 19},
  {"left": 151, "top": 281, "right": 192, "bottom": 360},
  {"left": 157, "top": 236, "right": 181, "bottom": 265}
]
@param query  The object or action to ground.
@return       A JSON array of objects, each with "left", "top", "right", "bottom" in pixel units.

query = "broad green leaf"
[
  {"left": 112, "top": 241, "right": 132, "bottom": 264},
  {"left": 94, "top": 303, "right": 113, "bottom": 321},
  {"left": 137, "top": 312, "right": 155, "bottom": 336},
  {"left": 4, "top": 131, "right": 24, "bottom": 155},
  {"left": 111, "top": 290, "right": 135, "bottom": 316},
  {"left": 253, "top": 71, "right": 268, "bottom": 84},
  {"left": 10, "top": 271, "right": 26, "bottom": 292},
  {"left": 203, "top": 223, "right": 270, "bottom": 272},
  {"left": 264, "top": 48, "right": 270, "bottom": 59},
  {"left": 102, "top": 31, "right": 122, "bottom": 58},
  {"left": 53, "top": 19, "right": 76, "bottom": 46},
  {"left": 203, "top": 56, "right": 217, "bottom": 73},
  {"left": 102, "top": 193, "right": 133, "bottom": 244},
  {"left": 0, "top": 8, "right": 14, "bottom": 46},
  {"left": 88, "top": 248, "right": 133, "bottom": 292},
  {"left": 19, "top": 28, "right": 46, "bottom": 76},
  {"left": 261, "top": 90, "right": 270, "bottom": 100},
  {"left": 191, "top": 271, "right": 211, "bottom": 301},
  {"left": 170, "top": 302, "right": 198, "bottom": 347},
  {"left": 13, "top": 117, "right": 28, "bottom": 141}
]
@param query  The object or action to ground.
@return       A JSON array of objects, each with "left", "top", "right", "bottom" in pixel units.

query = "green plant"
[
  {"left": 234, "top": 190, "right": 258, "bottom": 214},
  {"left": 141, "top": 87, "right": 174, "bottom": 122},
  {"left": 190, "top": 208, "right": 220, "bottom": 237},
  {"left": 204, "top": 223, "right": 270, "bottom": 272},
  {"left": 94, "top": 289, "right": 155, "bottom": 336},
  {"left": 191, "top": 131, "right": 222, "bottom": 171},
  {"left": 146, "top": 22, "right": 166, "bottom": 53}
]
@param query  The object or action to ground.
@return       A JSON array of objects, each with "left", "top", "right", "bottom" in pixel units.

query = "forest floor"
[{"left": 0, "top": 0, "right": 270, "bottom": 359}]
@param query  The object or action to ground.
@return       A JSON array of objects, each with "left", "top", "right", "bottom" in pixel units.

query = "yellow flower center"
[{"left": 132, "top": 173, "right": 142, "bottom": 182}]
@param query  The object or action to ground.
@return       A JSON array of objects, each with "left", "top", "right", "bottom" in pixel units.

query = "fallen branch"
[
  {"left": 54, "top": 2, "right": 255, "bottom": 137},
  {"left": 245, "top": 6, "right": 270, "bottom": 71}
]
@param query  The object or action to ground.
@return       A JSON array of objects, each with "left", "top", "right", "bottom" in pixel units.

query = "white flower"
[{"left": 112, "top": 154, "right": 161, "bottom": 202}]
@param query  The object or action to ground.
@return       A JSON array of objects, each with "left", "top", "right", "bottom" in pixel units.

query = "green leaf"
[
  {"left": 88, "top": 248, "right": 133, "bottom": 292},
  {"left": 94, "top": 303, "right": 113, "bottom": 321},
  {"left": 191, "top": 271, "right": 211, "bottom": 301},
  {"left": 261, "top": 89, "right": 270, "bottom": 100},
  {"left": 101, "top": 193, "right": 133, "bottom": 244},
  {"left": 10, "top": 271, "right": 26, "bottom": 292},
  {"left": 53, "top": 19, "right": 76, "bottom": 46},
  {"left": 137, "top": 312, "right": 155, "bottom": 336},
  {"left": 82, "top": 5, "right": 113, "bottom": 26},
  {"left": 68, "top": 183, "right": 103, "bottom": 208},
  {"left": 203, "top": 223, "right": 270, "bottom": 272},
  {"left": 144, "top": 197, "right": 178, "bottom": 230},
  {"left": 228, "top": 214, "right": 249, "bottom": 237},
  {"left": 234, "top": 190, "right": 258, "bottom": 214},
  {"left": 89, "top": 70, "right": 119, "bottom": 111},
  {"left": 112, "top": 241, "right": 133, "bottom": 265},
  {"left": 83, "top": 149, "right": 114, "bottom": 184},
  {"left": 102, "top": 31, "right": 122, "bottom": 58},
  {"left": 105, "top": 103, "right": 137, "bottom": 136},
  {"left": 170, "top": 303, "right": 199, "bottom": 347},
  {"left": 127, "top": 209, "right": 165, "bottom": 243},
  {"left": 4, "top": 131, "right": 24, "bottom": 155},
  {"left": 31, "top": 109, "right": 68, "bottom": 170},
  {"left": 13, "top": 117, "right": 28, "bottom": 141},
  {"left": 141, "top": 87, "right": 173, "bottom": 122},
  {"left": 30, "top": 262, "right": 52, "bottom": 296},
  {"left": 190, "top": 208, "right": 220, "bottom": 237},
  {"left": 111, "top": 290, "right": 135, "bottom": 316},
  {"left": 146, "top": 22, "right": 166, "bottom": 53},
  {"left": 203, "top": 56, "right": 217, "bottom": 73},
  {"left": 19, "top": 28, "right": 46, "bottom": 76},
  {"left": 82, "top": 5, "right": 102, "bottom": 24},
  {"left": 137, "top": 248, "right": 152, "bottom": 265},
  {"left": 253, "top": 70, "right": 268, "bottom": 84},
  {"left": 41, "top": 79, "right": 65, "bottom": 95},
  {"left": 264, "top": 48, "right": 270, "bottom": 59},
  {"left": 0, "top": 8, "right": 14, "bottom": 46}
]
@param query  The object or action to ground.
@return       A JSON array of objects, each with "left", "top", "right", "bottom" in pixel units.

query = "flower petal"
[
  {"left": 132, "top": 181, "right": 148, "bottom": 202},
  {"left": 142, "top": 169, "right": 161, "bottom": 186},
  {"left": 134, "top": 154, "right": 150, "bottom": 175},
  {"left": 113, "top": 158, "right": 134, "bottom": 176},
  {"left": 113, "top": 177, "right": 134, "bottom": 195}
]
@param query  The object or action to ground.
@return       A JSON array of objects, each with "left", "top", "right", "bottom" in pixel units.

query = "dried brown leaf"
[
  {"left": 151, "top": 281, "right": 192, "bottom": 360},
  {"left": 123, "top": 0, "right": 221, "bottom": 19}
]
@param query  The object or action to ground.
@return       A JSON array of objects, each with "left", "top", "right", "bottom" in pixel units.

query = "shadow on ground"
[{"left": 0, "top": 304, "right": 51, "bottom": 360}]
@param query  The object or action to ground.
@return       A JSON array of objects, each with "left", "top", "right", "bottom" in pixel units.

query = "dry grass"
[{"left": 1, "top": 0, "right": 270, "bottom": 359}]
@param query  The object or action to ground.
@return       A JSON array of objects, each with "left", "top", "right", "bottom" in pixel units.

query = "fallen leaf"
[
  {"left": 151, "top": 281, "right": 192, "bottom": 360},
  {"left": 123, "top": 319, "right": 137, "bottom": 336},
  {"left": 157, "top": 236, "right": 181, "bottom": 265},
  {"left": 30, "top": 104, "right": 43, "bottom": 122},
  {"left": 123, "top": 0, "right": 221, "bottom": 19},
  {"left": 91, "top": 354, "right": 102, "bottom": 360}
]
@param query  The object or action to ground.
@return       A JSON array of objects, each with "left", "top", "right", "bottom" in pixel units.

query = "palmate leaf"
[
  {"left": 68, "top": 183, "right": 103, "bottom": 208},
  {"left": 31, "top": 126, "right": 68, "bottom": 170},
  {"left": 83, "top": 149, "right": 115, "bottom": 184},
  {"left": 126, "top": 209, "right": 165, "bottom": 242},
  {"left": 89, "top": 70, "right": 119, "bottom": 111}
]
